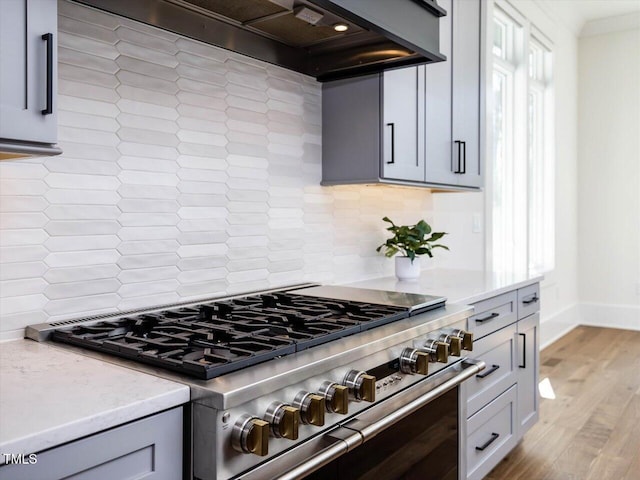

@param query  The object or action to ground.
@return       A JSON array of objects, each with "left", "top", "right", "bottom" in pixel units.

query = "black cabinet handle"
[
  {"left": 461, "top": 140, "right": 466, "bottom": 174},
  {"left": 41, "top": 33, "right": 53, "bottom": 115},
  {"left": 454, "top": 140, "right": 462, "bottom": 173},
  {"left": 386, "top": 123, "right": 395, "bottom": 164},
  {"left": 476, "top": 364, "right": 500, "bottom": 379},
  {"left": 453, "top": 140, "right": 466, "bottom": 174},
  {"left": 475, "top": 312, "right": 499, "bottom": 324},
  {"left": 519, "top": 333, "right": 526, "bottom": 368},
  {"left": 522, "top": 296, "right": 539, "bottom": 305},
  {"left": 475, "top": 432, "right": 500, "bottom": 451}
]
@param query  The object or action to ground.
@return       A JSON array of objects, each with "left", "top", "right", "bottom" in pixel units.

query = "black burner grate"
[{"left": 52, "top": 292, "right": 415, "bottom": 379}]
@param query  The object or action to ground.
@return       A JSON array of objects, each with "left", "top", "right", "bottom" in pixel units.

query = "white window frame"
[
  {"left": 527, "top": 30, "right": 555, "bottom": 274},
  {"left": 486, "top": 0, "right": 555, "bottom": 276}
]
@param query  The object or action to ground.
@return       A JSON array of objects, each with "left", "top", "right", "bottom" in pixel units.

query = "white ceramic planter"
[{"left": 395, "top": 256, "right": 421, "bottom": 280}]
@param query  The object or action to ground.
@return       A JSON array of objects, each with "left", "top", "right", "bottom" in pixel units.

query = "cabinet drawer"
[
  {"left": 517, "top": 283, "right": 540, "bottom": 319},
  {"left": 468, "top": 291, "right": 517, "bottom": 340},
  {"left": 0, "top": 408, "right": 183, "bottom": 480},
  {"left": 466, "top": 324, "right": 517, "bottom": 417},
  {"left": 466, "top": 386, "right": 517, "bottom": 480}
]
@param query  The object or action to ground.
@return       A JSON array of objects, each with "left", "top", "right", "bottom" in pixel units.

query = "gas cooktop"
[{"left": 50, "top": 288, "right": 446, "bottom": 380}]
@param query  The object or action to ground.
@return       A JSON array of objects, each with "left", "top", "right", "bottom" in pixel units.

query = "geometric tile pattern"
[{"left": 0, "top": 0, "right": 434, "bottom": 339}]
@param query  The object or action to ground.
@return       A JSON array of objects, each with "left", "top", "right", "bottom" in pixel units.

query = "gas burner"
[{"left": 51, "top": 290, "right": 442, "bottom": 379}]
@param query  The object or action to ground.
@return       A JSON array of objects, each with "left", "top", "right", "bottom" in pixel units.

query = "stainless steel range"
[{"left": 27, "top": 284, "right": 485, "bottom": 480}]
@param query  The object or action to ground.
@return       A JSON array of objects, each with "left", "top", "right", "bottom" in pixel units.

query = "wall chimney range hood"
[{"left": 76, "top": 0, "right": 447, "bottom": 81}]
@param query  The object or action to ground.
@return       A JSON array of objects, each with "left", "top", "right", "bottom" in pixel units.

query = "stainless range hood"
[{"left": 76, "top": 0, "right": 446, "bottom": 81}]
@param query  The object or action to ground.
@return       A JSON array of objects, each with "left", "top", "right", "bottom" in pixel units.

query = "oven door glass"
[{"left": 306, "top": 387, "right": 458, "bottom": 480}]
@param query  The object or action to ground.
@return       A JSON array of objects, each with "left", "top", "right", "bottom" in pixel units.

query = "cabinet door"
[
  {"left": 451, "top": 0, "right": 482, "bottom": 188},
  {"left": 516, "top": 312, "right": 540, "bottom": 438},
  {"left": 0, "top": 408, "right": 183, "bottom": 480},
  {"left": 424, "top": 0, "right": 457, "bottom": 186},
  {"left": 381, "top": 67, "right": 424, "bottom": 182},
  {"left": 0, "top": 0, "right": 58, "bottom": 144}
]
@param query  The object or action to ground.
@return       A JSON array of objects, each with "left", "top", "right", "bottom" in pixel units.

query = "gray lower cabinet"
[
  {"left": 0, "top": 407, "right": 183, "bottom": 480},
  {"left": 517, "top": 312, "right": 540, "bottom": 436},
  {"left": 0, "top": 0, "right": 61, "bottom": 157},
  {"left": 321, "top": 0, "right": 483, "bottom": 190},
  {"left": 466, "top": 386, "right": 518, "bottom": 480},
  {"left": 461, "top": 283, "right": 540, "bottom": 479}
]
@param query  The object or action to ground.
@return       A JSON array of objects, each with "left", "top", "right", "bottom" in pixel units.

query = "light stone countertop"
[
  {"left": 0, "top": 339, "right": 190, "bottom": 461},
  {"left": 345, "top": 268, "right": 543, "bottom": 305}
]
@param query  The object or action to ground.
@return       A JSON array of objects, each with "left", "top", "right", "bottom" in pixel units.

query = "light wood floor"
[{"left": 486, "top": 326, "right": 640, "bottom": 480}]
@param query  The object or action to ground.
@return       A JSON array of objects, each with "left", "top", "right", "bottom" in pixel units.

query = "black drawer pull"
[
  {"left": 522, "top": 296, "right": 539, "bottom": 305},
  {"left": 475, "top": 312, "right": 499, "bottom": 323},
  {"left": 519, "top": 333, "right": 526, "bottom": 368},
  {"left": 476, "top": 364, "right": 500, "bottom": 379},
  {"left": 475, "top": 432, "right": 500, "bottom": 451}
]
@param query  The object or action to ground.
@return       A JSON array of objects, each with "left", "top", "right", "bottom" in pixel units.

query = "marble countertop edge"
[{"left": 0, "top": 386, "right": 189, "bottom": 460}]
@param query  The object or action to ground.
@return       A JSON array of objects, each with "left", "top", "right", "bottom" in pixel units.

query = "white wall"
[
  {"left": 0, "top": 0, "right": 438, "bottom": 340},
  {"left": 578, "top": 20, "right": 640, "bottom": 330}
]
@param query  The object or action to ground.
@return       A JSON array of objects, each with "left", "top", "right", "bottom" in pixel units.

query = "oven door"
[{"left": 236, "top": 359, "right": 485, "bottom": 480}]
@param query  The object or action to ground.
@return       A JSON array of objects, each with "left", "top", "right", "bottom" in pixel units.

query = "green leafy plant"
[{"left": 376, "top": 217, "right": 449, "bottom": 262}]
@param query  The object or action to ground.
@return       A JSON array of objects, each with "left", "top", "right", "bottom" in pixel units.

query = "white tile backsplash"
[{"left": 0, "top": 0, "right": 437, "bottom": 338}]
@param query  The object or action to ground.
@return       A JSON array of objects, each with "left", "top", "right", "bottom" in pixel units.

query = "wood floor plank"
[{"left": 486, "top": 326, "right": 640, "bottom": 480}]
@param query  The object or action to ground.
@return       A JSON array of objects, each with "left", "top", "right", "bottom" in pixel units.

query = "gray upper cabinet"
[
  {"left": 424, "top": 0, "right": 482, "bottom": 188},
  {"left": 0, "top": 0, "right": 61, "bottom": 158},
  {"left": 381, "top": 67, "right": 424, "bottom": 182},
  {"left": 423, "top": 0, "right": 456, "bottom": 186},
  {"left": 450, "top": 0, "right": 482, "bottom": 188},
  {"left": 321, "top": 0, "right": 483, "bottom": 190}
]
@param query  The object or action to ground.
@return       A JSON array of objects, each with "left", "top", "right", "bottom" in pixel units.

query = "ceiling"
[
  {"left": 539, "top": 0, "right": 640, "bottom": 34},
  {"left": 565, "top": 0, "right": 640, "bottom": 22}
]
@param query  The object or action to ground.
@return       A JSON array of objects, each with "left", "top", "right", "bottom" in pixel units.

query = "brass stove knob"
[
  {"left": 400, "top": 347, "right": 430, "bottom": 375},
  {"left": 439, "top": 334, "right": 462, "bottom": 356},
  {"left": 293, "top": 391, "right": 325, "bottom": 426},
  {"left": 231, "top": 414, "right": 269, "bottom": 456},
  {"left": 451, "top": 329, "right": 474, "bottom": 351},
  {"left": 264, "top": 403, "right": 299, "bottom": 440},
  {"left": 422, "top": 338, "right": 449, "bottom": 363},
  {"left": 343, "top": 370, "right": 376, "bottom": 402},
  {"left": 319, "top": 381, "right": 349, "bottom": 414}
]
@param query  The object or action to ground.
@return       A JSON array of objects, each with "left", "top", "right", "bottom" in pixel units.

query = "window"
[
  {"left": 527, "top": 36, "right": 554, "bottom": 274},
  {"left": 490, "top": 2, "right": 554, "bottom": 276}
]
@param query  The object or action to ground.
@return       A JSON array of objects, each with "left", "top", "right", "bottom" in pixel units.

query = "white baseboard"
[
  {"left": 540, "top": 303, "right": 581, "bottom": 350},
  {"left": 540, "top": 302, "right": 640, "bottom": 349},
  {"left": 580, "top": 302, "right": 640, "bottom": 331}
]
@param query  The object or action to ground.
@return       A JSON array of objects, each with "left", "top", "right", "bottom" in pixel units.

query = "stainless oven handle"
[
  {"left": 275, "top": 359, "right": 486, "bottom": 480},
  {"left": 352, "top": 359, "right": 485, "bottom": 443}
]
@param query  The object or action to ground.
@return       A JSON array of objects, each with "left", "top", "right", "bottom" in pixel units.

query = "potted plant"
[{"left": 376, "top": 217, "right": 449, "bottom": 280}]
